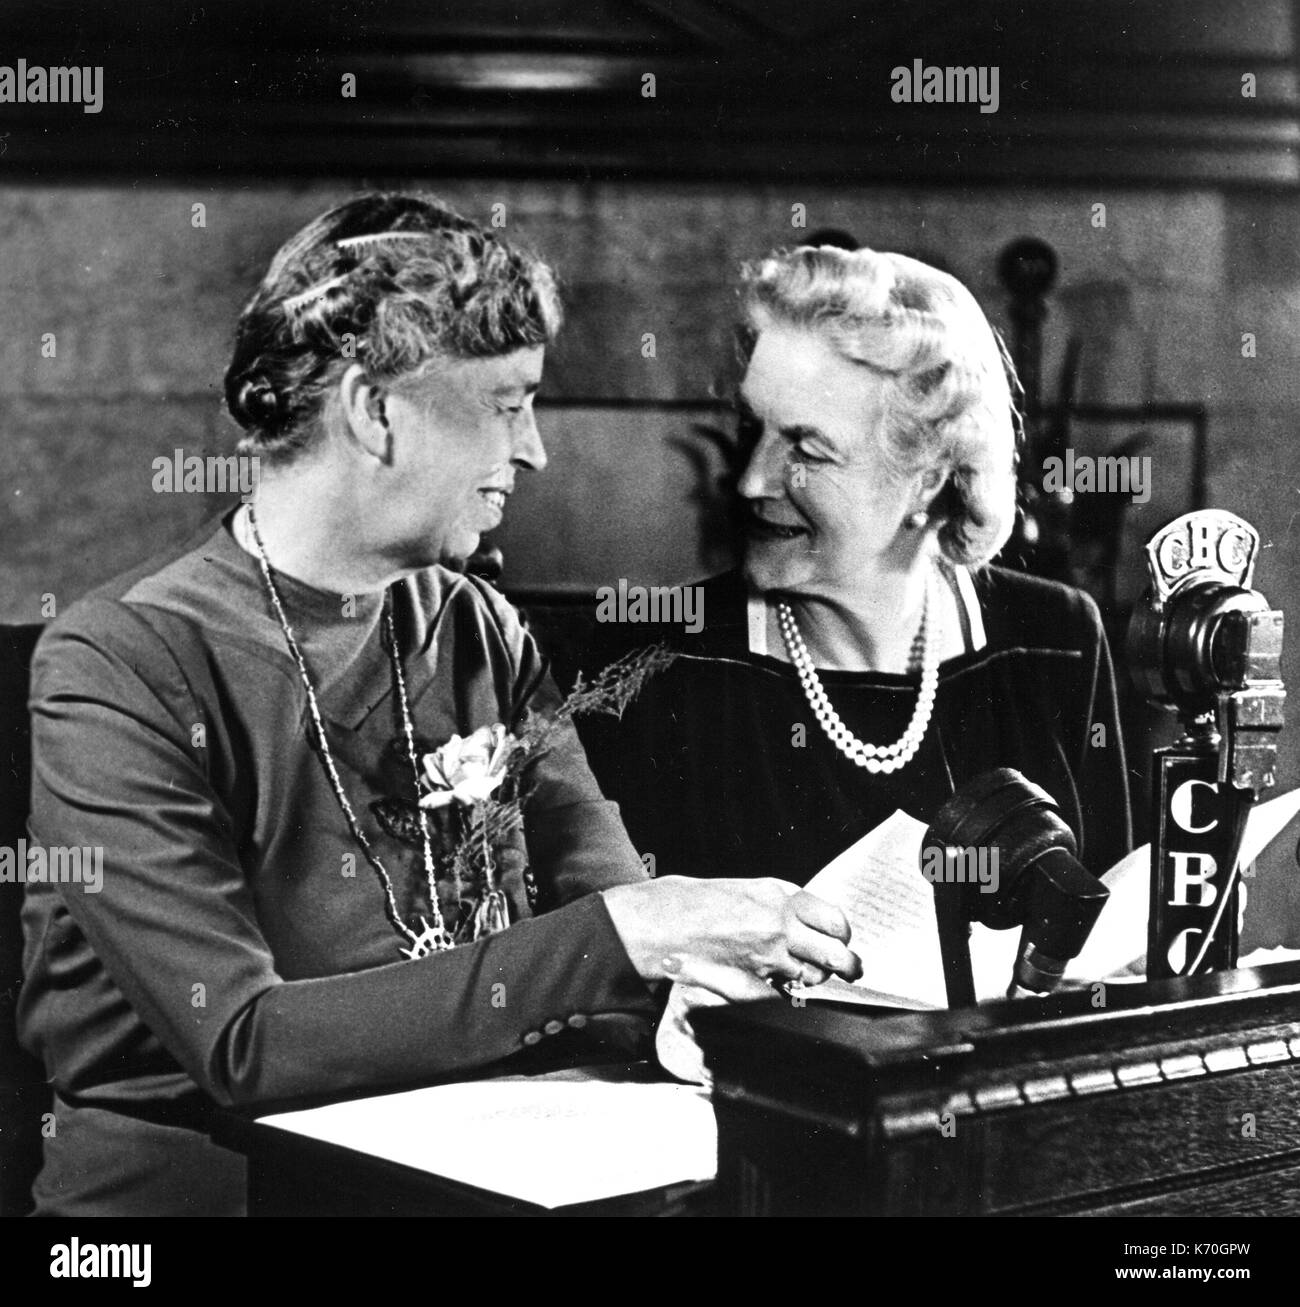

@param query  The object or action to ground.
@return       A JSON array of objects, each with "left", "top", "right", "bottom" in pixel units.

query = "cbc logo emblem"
[{"left": 1150, "top": 511, "right": 1256, "bottom": 597}]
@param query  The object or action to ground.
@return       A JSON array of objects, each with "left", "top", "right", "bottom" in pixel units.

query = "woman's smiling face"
[
  {"left": 381, "top": 345, "right": 547, "bottom": 567},
  {"left": 737, "top": 323, "right": 934, "bottom": 601}
]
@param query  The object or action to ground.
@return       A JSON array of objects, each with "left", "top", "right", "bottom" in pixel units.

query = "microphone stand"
[{"left": 1127, "top": 511, "right": 1285, "bottom": 979}]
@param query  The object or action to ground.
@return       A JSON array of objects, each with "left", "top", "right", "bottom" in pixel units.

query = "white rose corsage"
[
  {"left": 401, "top": 645, "right": 677, "bottom": 946},
  {"left": 419, "top": 723, "right": 517, "bottom": 810}
]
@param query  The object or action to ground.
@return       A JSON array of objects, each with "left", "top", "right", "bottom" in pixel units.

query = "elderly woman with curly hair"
[
  {"left": 577, "top": 246, "right": 1132, "bottom": 892},
  {"left": 18, "top": 196, "right": 861, "bottom": 1215}
]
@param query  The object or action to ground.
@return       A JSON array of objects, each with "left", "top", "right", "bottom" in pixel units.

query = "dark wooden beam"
[{"left": 0, "top": 0, "right": 1295, "bottom": 187}]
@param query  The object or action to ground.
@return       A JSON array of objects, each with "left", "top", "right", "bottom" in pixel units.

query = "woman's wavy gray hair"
[
  {"left": 739, "top": 246, "right": 1020, "bottom": 567},
  {"left": 225, "top": 192, "right": 562, "bottom": 465}
]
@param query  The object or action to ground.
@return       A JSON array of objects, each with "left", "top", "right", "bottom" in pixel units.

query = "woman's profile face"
[
  {"left": 379, "top": 345, "right": 547, "bottom": 567},
  {"left": 736, "top": 323, "right": 935, "bottom": 603}
]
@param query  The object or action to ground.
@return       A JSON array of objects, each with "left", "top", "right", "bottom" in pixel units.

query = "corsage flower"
[{"left": 419, "top": 723, "right": 517, "bottom": 809}]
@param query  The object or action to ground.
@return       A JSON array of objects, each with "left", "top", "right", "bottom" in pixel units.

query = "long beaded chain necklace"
[
  {"left": 777, "top": 566, "right": 941, "bottom": 774},
  {"left": 243, "top": 504, "right": 454, "bottom": 960}
]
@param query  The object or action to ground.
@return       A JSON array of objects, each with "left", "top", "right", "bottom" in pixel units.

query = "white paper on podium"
[
  {"left": 796, "top": 786, "right": 1300, "bottom": 1006},
  {"left": 257, "top": 1065, "right": 717, "bottom": 1209},
  {"left": 799, "top": 810, "right": 1025, "bottom": 1006},
  {"left": 1238, "top": 786, "right": 1300, "bottom": 869},
  {"left": 656, "top": 789, "right": 1300, "bottom": 1081},
  {"left": 802, "top": 809, "right": 949, "bottom": 1009}
]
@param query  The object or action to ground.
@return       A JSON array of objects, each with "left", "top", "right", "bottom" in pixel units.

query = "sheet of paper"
[
  {"left": 257, "top": 1065, "right": 716, "bottom": 1209},
  {"left": 1062, "top": 841, "right": 1151, "bottom": 982},
  {"left": 1238, "top": 944, "right": 1300, "bottom": 969},
  {"left": 1238, "top": 785, "right": 1300, "bottom": 868},
  {"left": 969, "top": 924, "right": 1023, "bottom": 1001},
  {"left": 796, "top": 785, "right": 1300, "bottom": 1003},
  {"left": 802, "top": 809, "right": 948, "bottom": 1009}
]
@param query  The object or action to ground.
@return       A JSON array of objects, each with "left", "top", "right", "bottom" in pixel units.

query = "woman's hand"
[{"left": 602, "top": 876, "right": 862, "bottom": 1001}]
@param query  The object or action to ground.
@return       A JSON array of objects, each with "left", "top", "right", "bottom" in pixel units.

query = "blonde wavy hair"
[{"left": 739, "top": 246, "right": 1020, "bottom": 566}]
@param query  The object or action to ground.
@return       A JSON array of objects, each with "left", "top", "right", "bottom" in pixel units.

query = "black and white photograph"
[{"left": 1, "top": 0, "right": 1299, "bottom": 1272}]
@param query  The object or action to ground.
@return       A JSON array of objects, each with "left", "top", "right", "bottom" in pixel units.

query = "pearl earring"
[{"left": 905, "top": 509, "right": 929, "bottom": 530}]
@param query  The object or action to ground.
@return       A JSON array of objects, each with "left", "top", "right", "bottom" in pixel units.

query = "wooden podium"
[{"left": 692, "top": 960, "right": 1300, "bottom": 1216}]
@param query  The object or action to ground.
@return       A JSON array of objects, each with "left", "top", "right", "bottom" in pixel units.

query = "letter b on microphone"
[{"left": 1148, "top": 766, "right": 1238, "bottom": 979}]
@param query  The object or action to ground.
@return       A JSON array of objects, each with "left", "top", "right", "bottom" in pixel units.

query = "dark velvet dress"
[{"left": 568, "top": 567, "right": 1133, "bottom": 889}]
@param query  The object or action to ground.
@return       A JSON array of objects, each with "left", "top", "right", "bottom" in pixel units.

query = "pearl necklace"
[{"left": 777, "top": 570, "right": 941, "bottom": 774}]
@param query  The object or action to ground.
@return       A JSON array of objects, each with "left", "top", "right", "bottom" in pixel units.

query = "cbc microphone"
[
  {"left": 1126, "top": 511, "right": 1283, "bottom": 977},
  {"left": 923, "top": 769, "right": 1110, "bottom": 998}
]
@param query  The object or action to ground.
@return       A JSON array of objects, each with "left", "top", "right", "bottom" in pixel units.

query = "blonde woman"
[{"left": 578, "top": 246, "right": 1132, "bottom": 889}]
